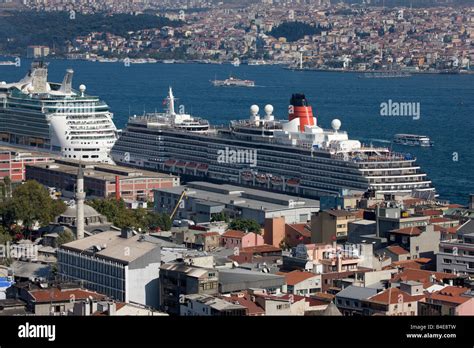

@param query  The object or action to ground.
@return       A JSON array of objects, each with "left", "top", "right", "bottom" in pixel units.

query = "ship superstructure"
[
  {"left": 0, "top": 62, "right": 117, "bottom": 162},
  {"left": 112, "top": 89, "right": 435, "bottom": 199}
]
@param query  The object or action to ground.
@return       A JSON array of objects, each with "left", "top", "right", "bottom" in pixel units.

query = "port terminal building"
[{"left": 154, "top": 181, "right": 320, "bottom": 225}]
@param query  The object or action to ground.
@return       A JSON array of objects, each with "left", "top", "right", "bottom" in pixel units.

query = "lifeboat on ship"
[
  {"left": 186, "top": 162, "right": 198, "bottom": 169},
  {"left": 175, "top": 161, "right": 187, "bottom": 168},
  {"left": 241, "top": 171, "right": 253, "bottom": 181},
  {"left": 164, "top": 159, "right": 177, "bottom": 167},
  {"left": 197, "top": 163, "right": 209, "bottom": 172},
  {"left": 271, "top": 176, "right": 283, "bottom": 186},
  {"left": 255, "top": 174, "right": 268, "bottom": 184},
  {"left": 286, "top": 178, "right": 300, "bottom": 187}
]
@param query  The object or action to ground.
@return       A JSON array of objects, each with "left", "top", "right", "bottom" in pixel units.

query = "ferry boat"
[
  {"left": 97, "top": 57, "right": 119, "bottom": 63},
  {"left": 247, "top": 59, "right": 267, "bottom": 66},
  {"left": 0, "top": 62, "right": 117, "bottom": 162},
  {"left": 0, "top": 60, "right": 16, "bottom": 66},
  {"left": 111, "top": 88, "right": 435, "bottom": 200},
  {"left": 211, "top": 76, "right": 255, "bottom": 87},
  {"left": 394, "top": 134, "right": 433, "bottom": 147}
]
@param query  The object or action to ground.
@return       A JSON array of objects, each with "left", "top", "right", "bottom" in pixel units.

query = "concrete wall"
[
  {"left": 409, "top": 227, "right": 440, "bottom": 259},
  {"left": 127, "top": 262, "right": 161, "bottom": 309}
]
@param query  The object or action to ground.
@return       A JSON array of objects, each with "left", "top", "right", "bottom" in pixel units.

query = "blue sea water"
[{"left": 1, "top": 59, "right": 473, "bottom": 204}]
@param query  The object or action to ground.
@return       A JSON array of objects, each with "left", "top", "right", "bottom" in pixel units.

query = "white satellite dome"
[
  {"left": 250, "top": 104, "right": 259, "bottom": 115},
  {"left": 264, "top": 104, "right": 274, "bottom": 115},
  {"left": 79, "top": 84, "right": 86, "bottom": 92},
  {"left": 331, "top": 119, "right": 341, "bottom": 132}
]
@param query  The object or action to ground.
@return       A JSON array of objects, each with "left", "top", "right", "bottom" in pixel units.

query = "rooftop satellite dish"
[
  {"left": 264, "top": 104, "right": 273, "bottom": 115},
  {"left": 331, "top": 119, "right": 341, "bottom": 132},
  {"left": 250, "top": 105, "right": 259, "bottom": 115}
]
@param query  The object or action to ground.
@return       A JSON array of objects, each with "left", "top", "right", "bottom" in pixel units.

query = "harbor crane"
[{"left": 169, "top": 188, "right": 188, "bottom": 220}]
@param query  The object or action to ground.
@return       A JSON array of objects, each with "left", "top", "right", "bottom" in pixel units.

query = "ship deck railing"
[{"left": 334, "top": 151, "right": 415, "bottom": 162}]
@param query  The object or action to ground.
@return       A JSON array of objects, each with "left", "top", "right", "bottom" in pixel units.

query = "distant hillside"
[
  {"left": 268, "top": 21, "right": 328, "bottom": 42},
  {"left": 0, "top": 11, "right": 183, "bottom": 55},
  {"left": 341, "top": 0, "right": 474, "bottom": 6}
]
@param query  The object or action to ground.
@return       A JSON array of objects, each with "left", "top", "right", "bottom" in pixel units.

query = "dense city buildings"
[{"left": 0, "top": 4, "right": 473, "bottom": 344}]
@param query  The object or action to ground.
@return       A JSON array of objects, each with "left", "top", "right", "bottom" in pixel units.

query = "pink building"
[{"left": 221, "top": 230, "right": 265, "bottom": 249}]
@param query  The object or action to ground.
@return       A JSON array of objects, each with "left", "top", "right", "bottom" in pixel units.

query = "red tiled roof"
[
  {"left": 277, "top": 270, "right": 317, "bottom": 286},
  {"left": 324, "top": 209, "right": 359, "bottom": 218},
  {"left": 445, "top": 226, "right": 460, "bottom": 234},
  {"left": 222, "top": 230, "right": 246, "bottom": 239},
  {"left": 312, "top": 292, "right": 335, "bottom": 302},
  {"left": 429, "top": 217, "right": 454, "bottom": 224},
  {"left": 429, "top": 286, "right": 471, "bottom": 305},
  {"left": 30, "top": 288, "right": 106, "bottom": 303},
  {"left": 392, "top": 268, "right": 458, "bottom": 284},
  {"left": 240, "top": 244, "right": 281, "bottom": 254},
  {"left": 418, "top": 209, "right": 443, "bottom": 216},
  {"left": 368, "top": 287, "right": 425, "bottom": 305},
  {"left": 402, "top": 198, "right": 423, "bottom": 206},
  {"left": 115, "top": 302, "right": 127, "bottom": 311},
  {"left": 223, "top": 294, "right": 265, "bottom": 315},
  {"left": 386, "top": 245, "right": 409, "bottom": 255},
  {"left": 286, "top": 223, "right": 311, "bottom": 238},
  {"left": 390, "top": 227, "right": 422, "bottom": 236}
]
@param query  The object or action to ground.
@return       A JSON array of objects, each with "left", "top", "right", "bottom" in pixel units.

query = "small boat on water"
[
  {"left": 0, "top": 60, "right": 16, "bottom": 66},
  {"left": 394, "top": 134, "right": 433, "bottom": 147},
  {"left": 211, "top": 76, "right": 255, "bottom": 87}
]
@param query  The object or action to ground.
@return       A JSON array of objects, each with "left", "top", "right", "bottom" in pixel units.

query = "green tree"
[
  {"left": 6, "top": 181, "right": 66, "bottom": 232},
  {"left": 56, "top": 230, "right": 75, "bottom": 246},
  {"left": 211, "top": 212, "right": 230, "bottom": 223},
  {"left": 147, "top": 212, "right": 172, "bottom": 231},
  {"left": 89, "top": 198, "right": 131, "bottom": 228},
  {"left": 0, "top": 225, "right": 12, "bottom": 245},
  {"left": 228, "top": 218, "right": 262, "bottom": 234}
]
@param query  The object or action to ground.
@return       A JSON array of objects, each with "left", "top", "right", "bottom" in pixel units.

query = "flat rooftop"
[
  {"left": 27, "top": 158, "right": 178, "bottom": 182},
  {"left": 0, "top": 145, "right": 56, "bottom": 158},
  {"left": 61, "top": 231, "right": 160, "bottom": 264},
  {"left": 155, "top": 181, "right": 320, "bottom": 212}
]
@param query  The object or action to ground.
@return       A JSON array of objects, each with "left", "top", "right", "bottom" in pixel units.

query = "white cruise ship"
[
  {"left": 0, "top": 62, "right": 117, "bottom": 163},
  {"left": 112, "top": 88, "right": 435, "bottom": 202}
]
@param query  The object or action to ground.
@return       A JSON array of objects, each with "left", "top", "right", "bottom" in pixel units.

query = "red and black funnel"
[{"left": 289, "top": 93, "right": 315, "bottom": 132}]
